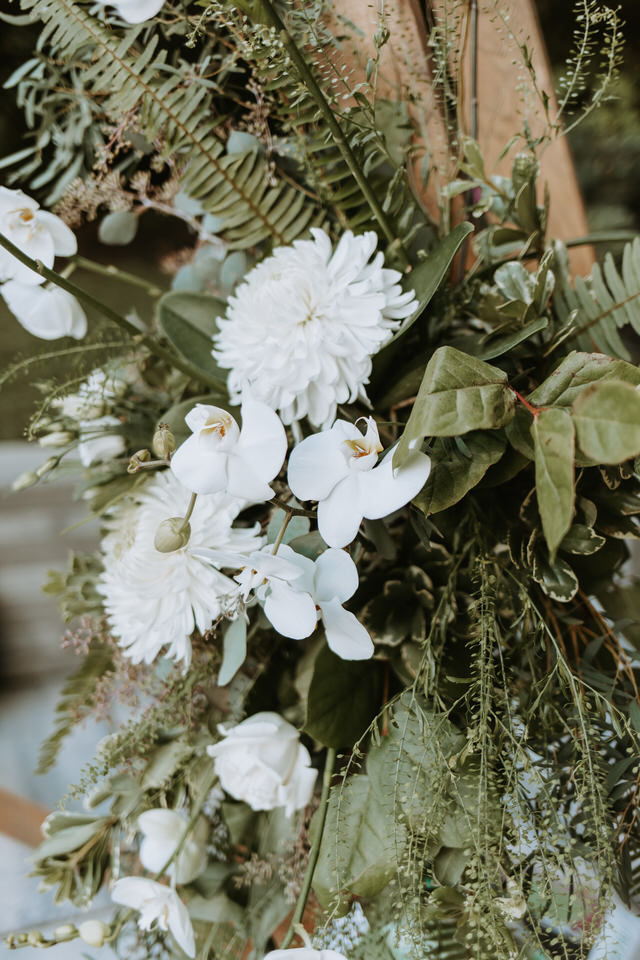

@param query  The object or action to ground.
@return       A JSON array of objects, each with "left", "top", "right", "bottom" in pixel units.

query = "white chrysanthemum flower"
[
  {"left": 98, "top": 471, "right": 262, "bottom": 666},
  {"left": 213, "top": 229, "right": 417, "bottom": 428}
]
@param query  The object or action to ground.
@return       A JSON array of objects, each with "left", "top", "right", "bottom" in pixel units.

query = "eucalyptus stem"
[
  {"left": 279, "top": 747, "right": 336, "bottom": 950},
  {"left": 255, "top": 0, "right": 410, "bottom": 269},
  {"left": 0, "top": 232, "right": 219, "bottom": 388},
  {"left": 74, "top": 255, "right": 164, "bottom": 296}
]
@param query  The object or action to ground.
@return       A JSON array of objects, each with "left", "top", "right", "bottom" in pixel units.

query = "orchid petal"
[
  {"left": 236, "top": 393, "right": 287, "bottom": 482},
  {"left": 359, "top": 447, "right": 431, "bottom": 520},
  {"left": 167, "top": 895, "right": 196, "bottom": 958},
  {"left": 225, "top": 452, "right": 275, "bottom": 502},
  {"left": 319, "top": 599, "right": 374, "bottom": 660},
  {"left": 36, "top": 211, "right": 78, "bottom": 257},
  {"left": 264, "top": 581, "right": 318, "bottom": 639},
  {"left": 317, "top": 475, "right": 362, "bottom": 548},
  {"left": 313, "top": 548, "right": 359, "bottom": 604},
  {"left": 170, "top": 436, "right": 228, "bottom": 495},
  {"left": 287, "top": 428, "right": 349, "bottom": 501}
]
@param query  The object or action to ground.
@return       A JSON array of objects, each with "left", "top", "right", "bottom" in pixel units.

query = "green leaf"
[
  {"left": 559, "top": 524, "right": 606, "bottom": 555},
  {"left": 532, "top": 553, "right": 579, "bottom": 602},
  {"left": 388, "top": 223, "right": 474, "bottom": 344},
  {"left": 572, "top": 381, "right": 640, "bottom": 464},
  {"left": 35, "top": 819, "right": 109, "bottom": 860},
  {"left": 394, "top": 347, "right": 515, "bottom": 467},
  {"left": 528, "top": 351, "right": 640, "bottom": 407},
  {"left": 188, "top": 893, "right": 243, "bottom": 924},
  {"left": 141, "top": 739, "right": 193, "bottom": 789},
  {"left": 476, "top": 315, "right": 548, "bottom": 361},
  {"left": 505, "top": 406, "right": 535, "bottom": 460},
  {"left": 312, "top": 773, "right": 397, "bottom": 914},
  {"left": 266, "top": 508, "right": 309, "bottom": 544},
  {"left": 415, "top": 431, "right": 506, "bottom": 515},
  {"left": 305, "top": 646, "right": 383, "bottom": 748},
  {"left": 157, "top": 292, "right": 227, "bottom": 385},
  {"left": 433, "top": 846, "right": 469, "bottom": 885},
  {"left": 98, "top": 210, "right": 139, "bottom": 246},
  {"left": 532, "top": 408, "right": 575, "bottom": 560},
  {"left": 218, "top": 618, "right": 247, "bottom": 687}
]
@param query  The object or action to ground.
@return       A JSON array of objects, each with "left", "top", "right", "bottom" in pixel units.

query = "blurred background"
[{"left": 0, "top": 0, "right": 638, "bottom": 951}]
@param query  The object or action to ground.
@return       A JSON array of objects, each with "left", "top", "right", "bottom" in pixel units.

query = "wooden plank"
[{"left": 0, "top": 788, "right": 48, "bottom": 848}]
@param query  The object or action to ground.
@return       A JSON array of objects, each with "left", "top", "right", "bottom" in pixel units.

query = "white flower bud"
[
  {"left": 35, "top": 457, "right": 58, "bottom": 478},
  {"left": 39, "top": 431, "right": 74, "bottom": 448},
  {"left": 53, "top": 924, "right": 77, "bottom": 940},
  {"left": 11, "top": 469, "right": 39, "bottom": 491},
  {"left": 26, "top": 931, "right": 44, "bottom": 946},
  {"left": 154, "top": 517, "right": 191, "bottom": 553},
  {"left": 78, "top": 920, "right": 110, "bottom": 947}
]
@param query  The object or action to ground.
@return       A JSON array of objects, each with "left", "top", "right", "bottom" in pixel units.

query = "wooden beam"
[{"left": 0, "top": 788, "right": 48, "bottom": 848}]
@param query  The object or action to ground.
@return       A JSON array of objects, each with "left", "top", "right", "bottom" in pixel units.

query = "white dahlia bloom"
[
  {"left": 98, "top": 471, "right": 262, "bottom": 666},
  {"left": 213, "top": 228, "right": 417, "bottom": 428}
]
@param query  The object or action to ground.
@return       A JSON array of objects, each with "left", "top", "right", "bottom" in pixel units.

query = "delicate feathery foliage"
[
  {"left": 98, "top": 470, "right": 261, "bottom": 665},
  {"left": 19, "top": 0, "right": 324, "bottom": 248},
  {"left": 213, "top": 228, "right": 417, "bottom": 426}
]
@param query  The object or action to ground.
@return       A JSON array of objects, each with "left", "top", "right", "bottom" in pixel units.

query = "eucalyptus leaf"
[
  {"left": 157, "top": 292, "right": 227, "bottom": 384},
  {"left": 98, "top": 209, "right": 139, "bottom": 246},
  {"left": 415, "top": 431, "right": 506, "bottom": 516},
  {"left": 476, "top": 315, "right": 548, "bottom": 361},
  {"left": 218, "top": 617, "right": 247, "bottom": 687},
  {"left": 142, "top": 739, "right": 193, "bottom": 789},
  {"left": 305, "top": 645, "right": 383, "bottom": 747},
  {"left": 395, "top": 347, "right": 515, "bottom": 467},
  {"left": 532, "top": 408, "right": 575, "bottom": 560},
  {"left": 572, "top": 381, "right": 640, "bottom": 464}
]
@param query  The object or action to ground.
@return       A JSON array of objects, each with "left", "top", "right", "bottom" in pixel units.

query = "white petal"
[
  {"left": 320, "top": 600, "right": 374, "bottom": 660},
  {"left": 36, "top": 211, "right": 77, "bottom": 257},
  {"left": 112, "top": 0, "right": 166, "bottom": 22},
  {"left": 359, "top": 447, "right": 431, "bottom": 520},
  {"left": 236, "top": 393, "right": 287, "bottom": 482},
  {"left": 225, "top": 452, "right": 275, "bottom": 502},
  {"left": 264, "top": 581, "right": 318, "bottom": 639},
  {"left": 111, "top": 876, "right": 160, "bottom": 910},
  {"left": 313, "top": 548, "right": 359, "bottom": 604},
  {"left": 170, "top": 438, "right": 228, "bottom": 495},
  {"left": 287, "top": 429, "right": 349, "bottom": 502},
  {"left": 167, "top": 895, "right": 196, "bottom": 958},
  {"left": 317, "top": 475, "right": 362, "bottom": 548}
]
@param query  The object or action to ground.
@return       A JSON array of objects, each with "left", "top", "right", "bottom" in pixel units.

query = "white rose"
[
  {"left": 265, "top": 951, "right": 347, "bottom": 960},
  {"left": 207, "top": 712, "right": 317, "bottom": 816},
  {"left": 137, "top": 809, "right": 208, "bottom": 885}
]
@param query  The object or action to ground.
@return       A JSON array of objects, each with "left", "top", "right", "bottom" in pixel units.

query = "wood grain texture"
[{"left": 0, "top": 788, "right": 48, "bottom": 848}]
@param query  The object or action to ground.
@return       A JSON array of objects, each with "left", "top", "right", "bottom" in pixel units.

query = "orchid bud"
[
  {"left": 38, "top": 430, "right": 74, "bottom": 448},
  {"left": 26, "top": 931, "right": 44, "bottom": 946},
  {"left": 11, "top": 469, "right": 39, "bottom": 491},
  {"left": 78, "top": 920, "right": 109, "bottom": 947},
  {"left": 152, "top": 422, "right": 176, "bottom": 459},
  {"left": 54, "top": 924, "right": 77, "bottom": 940},
  {"left": 127, "top": 449, "right": 151, "bottom": 474},
  {"left": 35, "top": 457, "right": 58, "bottom": 478},
  {"left": 154, "top": 517, "right": 191, "bottom": 553}
]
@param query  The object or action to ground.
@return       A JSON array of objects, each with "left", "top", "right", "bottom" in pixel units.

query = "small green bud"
[
  {"left": 152, "top": 422, "right": 176, "bottom": 459},
  {"left": 11, "top": 470, "right": 39, "bottom": 492},
  {"left": 78, "top": 920, "right": 109, "bottom": 947},
  {"left": 127, "top": 449, "right": 151, "bottom": 474},
  {"left": 154, "top": 517, "right": 191, "bottom": 553}
]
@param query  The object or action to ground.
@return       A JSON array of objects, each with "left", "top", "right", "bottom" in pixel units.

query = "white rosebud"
[
  {"left": 207, "top": 713, "right": 317, "bottom": 816},
  {"left": 288, "top": 416, "right": 430, "bottom": 548},
  {"left": 0, "top": 186, "right": 77, "bottom": 285},
  {"left": 2, "top": 282, "right": 87, "bottom": 340},
  {"left": 111, "top": 878, "right": 195, "bottom": 958},
  {"left": 137, "top": 809, "right": 208, "bottom": 884},
  {"left": 78, "top": 920, "right": 109, "bottom": 947}
]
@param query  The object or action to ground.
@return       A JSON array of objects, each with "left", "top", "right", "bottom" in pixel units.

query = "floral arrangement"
[{"left": 1, "top": 1, "right": 640, "bottom": 959}]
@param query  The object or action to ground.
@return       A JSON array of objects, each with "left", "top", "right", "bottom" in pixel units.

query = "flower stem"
[
  {"left": 279, "top": 747, "right": 336, "bottom": 950},
  {"left": 181, "top": 492, "right": 198, "bottom": 529},
  {"left": 74, "top": 255, "right": 164, "bottom": 296},
  {"left": 0, "top": 232, "right": 219, "bottom": 388},
  {"left": 254, "top": 0, "right": 410, "bottom": 269},
  {"left": 511, "top": 388, "right": 539, "bottom": 417},
  {"left": 272, "top": 509, "right": 294, "bottom": 554}
]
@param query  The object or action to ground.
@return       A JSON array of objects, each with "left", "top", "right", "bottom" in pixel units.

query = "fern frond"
[
  {"left": 21, "top": 0, "right": 322, "bottom": 248},
  {"left": 554, "top": 237, "right": 640, "bottom": 359}
]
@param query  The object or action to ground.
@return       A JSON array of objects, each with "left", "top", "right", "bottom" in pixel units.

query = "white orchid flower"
[
  {"left": 264, "top": 951, "right": 348, "bottom": 960},
  {"left": 195, "top": 542, "right": 373, "bottom": 660},
  {"left": 96, "top": 0, "right": 166, "bottom": 23},
  {"left": 2, "top": 281, "right": 87, "bottom": 340},
  {"left": 288, "top": 416, "right": 430, "bottom": 548},
  {"left": 111, "top": 877, "right": 195, "bottom": 958},
  {"left": 137, "top": 809, "right": 208, "bottom": 885},
  {"left": 207, "top": 712, "right": 317, "bottom": 816},
  {"left": 170, "top": 393, "right": 287, "bottom": 502},
  {"left": 0, "top": 187, "right": 76, "bottom": 285}
]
